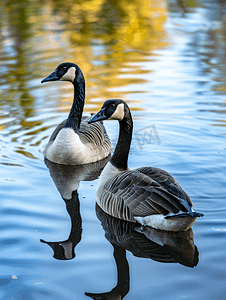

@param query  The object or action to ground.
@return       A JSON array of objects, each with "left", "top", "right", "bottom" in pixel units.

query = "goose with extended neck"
[
  {"left": 88, "top": 99, "right": 203, "bottom": 232},
  {"left": 41, "top": 62, "right": 111, "bottom": 165}
]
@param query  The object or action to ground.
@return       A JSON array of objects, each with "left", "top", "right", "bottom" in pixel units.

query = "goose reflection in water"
[
  {"left": 40, "top": 156, "right": 110, "bottom": 260},
  {"left": 85, "top": 204, "right": 199, "bottom": 300}
]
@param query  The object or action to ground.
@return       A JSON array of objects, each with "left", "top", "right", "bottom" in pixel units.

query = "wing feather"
[
  {"left": 78, "top": 117, "right": 111, "bottom": 154},
  {"left": 137, "top": 167, "right": 193, "bottom": 206},
  {"left": 97, "top": 168, "right": 194, "bottom": 222}
]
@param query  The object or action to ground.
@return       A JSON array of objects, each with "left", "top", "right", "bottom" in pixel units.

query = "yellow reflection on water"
[
  {"left": 0, "top": 0, "right": 169, "bottom": 116},
  {"left": 65, "top": 0, "right": 169, "bottom": 110}
]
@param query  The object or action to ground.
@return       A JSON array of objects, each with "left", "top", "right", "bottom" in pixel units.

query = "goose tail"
[{"left": 165, "top": 211, "right": 204, "bottom": 220}]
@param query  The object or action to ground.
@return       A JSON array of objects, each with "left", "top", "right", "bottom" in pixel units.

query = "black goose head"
[
  {"left": 41, "top": 62, "right": 83, "bottom": 84},
  {"left": 88, "top": 99, "right": 128, "bottom": 124}
]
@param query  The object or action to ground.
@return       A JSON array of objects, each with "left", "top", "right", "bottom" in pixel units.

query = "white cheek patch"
[
  {"left": 109, "top": 103, "right": 124, "bottom": 121},
  {"left": 60, "top": 67, "right": 76, "bottom": 82}
]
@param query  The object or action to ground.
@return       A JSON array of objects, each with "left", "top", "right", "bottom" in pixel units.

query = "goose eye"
[{"left": 110, "top": 104, "right": 115, "bottom": 108}]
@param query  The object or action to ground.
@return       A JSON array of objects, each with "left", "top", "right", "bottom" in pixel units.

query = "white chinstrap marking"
[
  {"left": 109, "top": 103, "right": 125, "bottom": 121},
  {"left": 60, "top": 67, "right": 76, "bottom": 82}
]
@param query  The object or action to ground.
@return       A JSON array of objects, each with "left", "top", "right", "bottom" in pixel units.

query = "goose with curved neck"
[
  {"left": 89, "top": 99, "right": 203, "bottom": 232},
  {"left": 41, "top": 63, "right": 111, "bottom": 165}
]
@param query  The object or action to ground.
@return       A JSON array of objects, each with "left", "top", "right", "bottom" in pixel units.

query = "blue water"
[{"left": 0, "top": 0, "right": 226, "bottom": 299}]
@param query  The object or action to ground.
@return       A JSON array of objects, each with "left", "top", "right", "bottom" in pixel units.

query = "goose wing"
[
  {"left": 97, "top": 169, "right": 193, "bottom": 222},
  {"left": 78, "top": 116, "right": 111, "bottom": 147},
  {"left": 136, "top": 167, "right": 193, "bottom": 206}
]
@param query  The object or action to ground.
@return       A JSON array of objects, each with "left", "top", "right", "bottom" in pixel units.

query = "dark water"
[{"left": 0, "top": 0, "right": 226, "bottom": 299}]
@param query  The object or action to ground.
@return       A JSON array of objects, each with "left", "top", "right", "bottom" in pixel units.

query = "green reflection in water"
[
  {"left": 0, "top": 0, "right": 169, "bottom": 111},
  {"left": 0, "top": 0, "right": 40, "bottom": 126}
]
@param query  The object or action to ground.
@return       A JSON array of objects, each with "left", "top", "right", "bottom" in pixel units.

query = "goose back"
[
  {"left": 96, "top": 166, "right": 199, "bottom": 231},
  {"left": 97, "top": 167, "right": 191, "bottom": 219}
]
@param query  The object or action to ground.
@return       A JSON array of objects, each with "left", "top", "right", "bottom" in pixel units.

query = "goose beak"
[
  {"left": 88, "top": 108, "right": 107, "bottom": 123},
  {"left": 41, "top": 69, "right": 59, "bottom": 83}
]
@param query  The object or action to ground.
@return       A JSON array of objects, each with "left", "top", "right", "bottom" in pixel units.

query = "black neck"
[
  {"left": 65, "top": 77, "right": 85, "bottom": 132},
  {"left": 111, "top": 107, "right": 133, "bottom": 170}
]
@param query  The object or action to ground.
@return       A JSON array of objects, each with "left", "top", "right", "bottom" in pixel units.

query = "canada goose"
[
  {"left": 41, "top": 62, "right": 111, "bottom": 165},
  {"left": 88, "top": 99, "right": 204, "bottom": 232}
]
